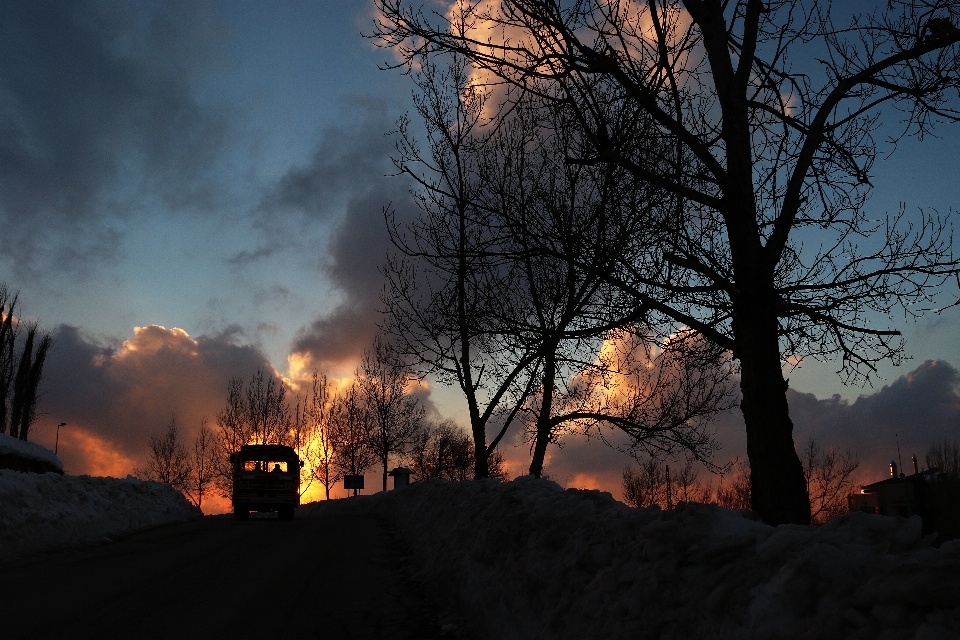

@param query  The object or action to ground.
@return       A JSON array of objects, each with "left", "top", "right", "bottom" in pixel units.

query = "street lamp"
[{"left": 55, "top": 422, "right": 66, "bottom": 456}]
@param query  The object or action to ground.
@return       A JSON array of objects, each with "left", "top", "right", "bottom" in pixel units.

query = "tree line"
[
  {"left": 0, "top": 283, "right": 52, "bottom": 442},
  {"left": 134, "top": 336, "right": 505, "bottom": 507},
  {"left": 372, "top": 0, "right": 960, "bottom": 525}
]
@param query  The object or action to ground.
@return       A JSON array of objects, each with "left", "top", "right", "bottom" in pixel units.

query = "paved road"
[{"left": 0, "top": 513, "right": 455, "bottom": 640}]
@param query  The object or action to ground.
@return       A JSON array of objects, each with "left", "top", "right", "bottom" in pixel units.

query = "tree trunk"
[
  {"left": 468, "top": 390, "right": 489, "bottom": 479},
  {"left": 382, "top": 453, "right": 388, "bottom": 492},
  {"left": 720, "top": 77, "right": 810, "bottom": 524},
  {"left": 529, "top": 348, "right": 557, "bottom": 478},
  {"left": 735, "top": 301, "right": 811, "bottom": 526}
]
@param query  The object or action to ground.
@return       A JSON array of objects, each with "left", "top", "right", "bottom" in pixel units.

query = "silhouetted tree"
[
  {"left": 288, "top": 392, "right": 316, "bottom": 498},
  {"left": 409, "top": 419, "right": 476, "bottom": 481},
  {"left": 672, "top": 459, "right": 715, "bottom": 505},
  {"left": 623, "top": 457, "right": 716, "bottom": 508},
  {"left": 387, "top": 57, "right": 734, "bottom": 480},
  {"left": 376, "top": 0, "right": 960, "bottom": 524},
  {"left": 0, "top": 284, "right": 52, "bottom": 441},
  {"left": 330, "top": 381, "right": 377, "bottom": 488},
  {"left": 926, "top": 439, "right": 960, "bottom": 476},
  {"left": 304, "top": 371, "right": 340, "bottom": 500},
  {"left": 135, "top": 417, "right": 191, "bottom": 491},
  {"left": 184, "top": 419, "right": 217, "bottom": 509},
  {"left": 360, "top": 337, "right": 425, "bottom": 491},
  {"left": 715, "top": 461, "right": 753, "bottom": 511},
  {"left": 528, "top": 327, "right": 734, "bottom": 471},
  {"left": 800, "top": 438, "right": 860, "bottom": 525},
  {"left": 213, "top": 370, "right": 294, "bottom": 496},
  {"left": 0, "top": 284, "right": 17, "bottom": 436},
  {"left": 384, "top": 58, "right": 543, "bottom": 480},
  {"left": 622, "top": 459, "right": 667, "bottom": 508}
]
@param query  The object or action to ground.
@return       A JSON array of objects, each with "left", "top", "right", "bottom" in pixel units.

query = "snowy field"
[
  {"left": 301, "top": 477, "right": 960, "bottom": 640},
  {"left": 0, "top": 470, "right": 201, "bottom": 562}
]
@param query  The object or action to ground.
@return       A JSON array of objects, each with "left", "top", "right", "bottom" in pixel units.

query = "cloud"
[
  {"left": 31, "top": 324, "right": 278, "bottom": 481},
  {"left": 248, "top": 100, "right": 420, "bottom": 375},
  {"left": 787, "top": 360, "right": 960, "bottom": 481},
  {"left": 0, "top": 0, "right": 227, "bottom": 275}
]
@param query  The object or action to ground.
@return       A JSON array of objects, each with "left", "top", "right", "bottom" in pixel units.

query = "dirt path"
[{"left": 0, "top": 513, "right": 453, "bottom": 640}]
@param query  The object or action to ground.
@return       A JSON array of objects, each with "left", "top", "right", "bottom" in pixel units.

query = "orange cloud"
[{"left": 56, "top": 427, "right": 136, "bottom": 478}]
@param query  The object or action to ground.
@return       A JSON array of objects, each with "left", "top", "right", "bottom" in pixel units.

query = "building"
[{"left": 848, "top": 459, "right": 960, "bottom": 542}]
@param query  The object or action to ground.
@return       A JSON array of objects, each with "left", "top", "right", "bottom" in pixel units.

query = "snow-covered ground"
[
  {"left": 301, "top": 477, "right": 960, "bottom": 640},
  {"left": 0, "top": 432, "right": 63, "bottom": 472},
  {"left": 0, "top": 470, "right": 201, "bottom": 562}
]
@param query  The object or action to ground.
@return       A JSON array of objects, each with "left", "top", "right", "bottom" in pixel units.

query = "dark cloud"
[
  {"left": 787, "top": 360, "right": 960, "bottom": 480},
  {"left": 32, "top": 323, "right": 277, "bottom": 476},
  {"left": 0, "top": 0, "right": 227, "bottom": 275},
  {"left": 292, "top": 184, "right": 419, "bottom": 368},
  {"left": 251, "top": 101, "right": 419, "bottom": 371},
  {"left": 234, "top": 97, "right": 408, "bottom": 264}
]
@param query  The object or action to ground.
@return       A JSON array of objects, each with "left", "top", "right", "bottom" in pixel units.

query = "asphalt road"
[{"left": 0, "top": 513, "right": 455, "bottom": 640}]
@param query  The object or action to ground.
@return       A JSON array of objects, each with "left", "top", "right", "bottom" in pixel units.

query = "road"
[{"left": 0, "top": 513, "right": 457, "bottom": 640}]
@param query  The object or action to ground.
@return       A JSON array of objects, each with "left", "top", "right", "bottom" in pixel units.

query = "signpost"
[{"left": 344, "top": 475, "right": 364, "bottom": 496}]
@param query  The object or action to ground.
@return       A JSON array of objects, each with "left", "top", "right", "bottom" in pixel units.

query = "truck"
[{"left": 229, "top": 444, "right": 303, "bottom": 520}]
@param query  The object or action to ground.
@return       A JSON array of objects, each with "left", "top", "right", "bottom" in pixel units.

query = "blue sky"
[
  {"left": 2, "top": 0, "right": 959, "bottom": 502},
  {"left": 2, "top": 0, "right": 407, "bottom": 369}
]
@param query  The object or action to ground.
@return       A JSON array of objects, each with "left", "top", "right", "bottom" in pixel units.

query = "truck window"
[{"left": 240, "top": 460, "right": 288, "bottom": 473}]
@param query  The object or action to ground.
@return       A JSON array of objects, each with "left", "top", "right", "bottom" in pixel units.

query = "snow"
[
  {"left": 0, "top": 470, "right": 201, "bottom": 562},
  {"left": 301, "top": 476, "right": 960, "bottom": 640},
  {"left": 0, "top": 432, "right": 63, "bottom": 472}
]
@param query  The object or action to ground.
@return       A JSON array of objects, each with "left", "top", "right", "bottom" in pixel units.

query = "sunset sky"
[{"left": 2, "top": 0, "right": 960, "bottom": 510}]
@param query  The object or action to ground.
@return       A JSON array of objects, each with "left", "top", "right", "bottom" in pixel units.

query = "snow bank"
[
  {"left": 0, "top": 470, "right": 201, "bottom": 562},
  {"left": 0, "top": 432, "right": 63, "bottom": 472},
  {"left": 301, "top": 477, "right": 960, "bottom": 640}
]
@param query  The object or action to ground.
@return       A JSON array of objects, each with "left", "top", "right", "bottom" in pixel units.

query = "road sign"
[{"left": 344, "top": 475, "right": 364, "bottom": 490}]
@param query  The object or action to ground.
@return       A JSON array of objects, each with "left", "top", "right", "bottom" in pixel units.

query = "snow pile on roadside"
[
  {"left": 0, "top": 432, "right": 63, "bottom": 472},
  {"left": 301, "top": 477, "right": 960, "bottom": 640},
  {"left": 0, "top": 470, "right": 201, "bottom": 562}
]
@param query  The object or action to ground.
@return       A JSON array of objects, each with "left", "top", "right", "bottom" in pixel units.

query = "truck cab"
[{"left": 230, "top": 444, "right": 303, "bottom": 520}]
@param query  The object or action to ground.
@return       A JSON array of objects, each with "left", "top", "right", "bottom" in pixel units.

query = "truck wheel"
[{"left": 234, "top": 508, "right": 249, "bottom": 520}]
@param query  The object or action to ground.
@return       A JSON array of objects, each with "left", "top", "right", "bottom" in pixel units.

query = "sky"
[{"left": 2, "top": 0, "right": 959, "bottom": 512}]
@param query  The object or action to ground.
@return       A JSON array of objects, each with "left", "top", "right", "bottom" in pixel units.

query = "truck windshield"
[{"left": 240, "top": 460, "right": 289, "bottom": 473}]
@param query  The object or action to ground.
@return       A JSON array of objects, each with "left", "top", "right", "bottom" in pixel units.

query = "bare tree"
[
  {"left": 623, "top": 456, "right": 715, "bottom": 508},
  {"left": 800, "top": 438, "right": 860, "bottom": 525},
  {"left": 715, "top": 461, "right": 754, "bottom": 511},
  {"left": 0, "top": 284, "right": 17, "bottom": 436},
  {"left": 622, "top": 459, "right": 667, "bottom": 508},
  {"left": 9, "top": 324, "right": 53, "bottom": 441},
  {"left": 244, "top": 369, "right": 290, "bottom": 446},
  {"left": 375, "top": 0, "right": 960, "bottom": 524},
  {"left": 135, "top": 417, "right": 192, "bottom": 492},
  {"left": 926, "top": 439, "right": 960, "bottom": 476},
  {"left": 305, "top": 371, "right": 340, "bottom": 500},
  {"left": 387, "top": 57, "right": 734, "bottom": 480},
  {"left": 409, "top": 419, "right": 476, "bottom": 481},
  {"left": 212, "top": 370, "right": 295, "bottom": 497},
  {"left": 535, "top": 327, "right": 735, "bottom": 468},
  {"left": 384, "top": 58, "right": 543, "bottom": 480},
  {"left": 330, "top": 381, "right": 377, "bottom": 488},
  {"left": 672, "top": 459, "right": 715, "bottom": 504},
  {"left": 184, "top": 419, "right": 217, "bottom": 509},
  {"left": 0, "top": 284, "right": 53, "bottom": 441},
  {"left": 288, "top": 392, "right": 316, "bottom": 498},
  {"left": 360, "top": 337, "right": 426, "bottom": 491}
]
